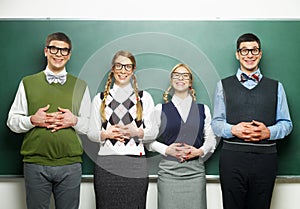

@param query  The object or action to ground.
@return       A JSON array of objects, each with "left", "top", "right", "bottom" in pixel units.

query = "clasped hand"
[
  {"left": 103, "top": 124, "right": 143, "bottom": 143},
  {"left": 30, "top": 104, "right": 78, "bottom": 132},
  {"left": 166, "top": 143, "right": 203, "bottom": 163},
  {"left": 231, "top": 120, "right": 271, "bottom": 141}
]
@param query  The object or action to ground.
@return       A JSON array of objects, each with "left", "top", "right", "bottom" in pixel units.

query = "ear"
[
  {"left": 44, "top": 47, "right": 48, "bottom": 57},
  {"left": 235, "top": 51, "right": 240, "bottom": 60}
]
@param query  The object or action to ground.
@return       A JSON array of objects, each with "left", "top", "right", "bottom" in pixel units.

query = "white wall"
[
  {"left": 1, "top": 0, "right": 300, "bottom": 20},
  {"left": 1, "top": 0, "right": 300, "bottom": 208}
]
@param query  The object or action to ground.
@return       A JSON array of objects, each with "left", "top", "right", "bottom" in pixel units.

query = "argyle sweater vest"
[
  {"left": 99, "top": 90, "right": 145, "bottom": 156},
  {"left": 22, "top": 72, "right": 87, "bottom": 165},
  {"left": 159, "top": 101, "right": 205, "bottom": 149},
  {"left": 222, "top": 75, "right": 278, "bottom": 153}
]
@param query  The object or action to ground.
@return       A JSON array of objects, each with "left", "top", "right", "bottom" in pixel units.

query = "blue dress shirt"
[{"left": 212, "top": 68, "right": 293, "bottom": 140}]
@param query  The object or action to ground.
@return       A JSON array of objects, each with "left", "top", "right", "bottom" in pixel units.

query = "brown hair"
[
  {"left": 163, "top": 63, "right": 196, "bottom": 103},
  {"left": 45, "top": 32, "right": 72, "bottom": 50},
  {"left": 100, "top": 50, "right": 143, "bottom": 122}
]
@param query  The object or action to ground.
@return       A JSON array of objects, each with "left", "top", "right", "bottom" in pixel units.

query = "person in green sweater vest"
[{"left": 7, "top": 32, "right": 91, "bottom": 209}]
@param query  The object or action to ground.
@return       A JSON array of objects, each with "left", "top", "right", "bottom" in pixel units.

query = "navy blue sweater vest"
[
  {"left": 222, "top": 75, "right": 278, "bottom": 153},
  {"left": 160, "top": 101, "right": 205, "bottom": 149}
]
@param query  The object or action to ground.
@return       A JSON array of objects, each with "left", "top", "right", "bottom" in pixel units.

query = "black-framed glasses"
[
  {"left": 47, "top": 46, "right": 71, "bottom": 56},
  {"left": 238, "top": 47, "right": 260, "bottom": 56},
  {"left": 113, "top": 63, "right": 134, "bottom": 71},
  {"left": 172, "top": 72, "right": 191, "bottom": 80}
]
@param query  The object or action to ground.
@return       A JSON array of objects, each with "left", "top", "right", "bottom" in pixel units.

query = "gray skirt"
[{"left": 157, "top": 157, "right": 207, "bottom": 209}]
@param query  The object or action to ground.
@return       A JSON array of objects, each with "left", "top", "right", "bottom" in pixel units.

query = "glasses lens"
[
  {"left": 114, "top": 63, "right": 123, "bottom": 70},
  {"left": 60, "top": 48, "right": 70, "bottom": 56},
  {"left": 125, "top": 64, "right": 133, "bottom": 71},
  {"left": 240, "top": 48, "right": 249, "bottom": 56},
  {"left": 251, "top": 48, "right": 260, "bottom": 55},
  {"left": 48, "top": 46, "right": 58, "bottom": 54}
]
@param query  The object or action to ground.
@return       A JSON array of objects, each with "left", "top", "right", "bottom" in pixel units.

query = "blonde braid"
[
  {"left": 189, "top": 87, "right": 197, "bottom": 101},
  {"left": 163, "top": 85, "right": 172, "bottom": 103},
  {"left": 132, "top": 74, "right": 143, "bottom": 121},
  {"left": 100, "top": 72, "right": 114, "bottom": 122}
]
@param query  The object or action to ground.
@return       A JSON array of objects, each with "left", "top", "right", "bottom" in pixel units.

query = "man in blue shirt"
[{"left": 212, "top": 33, "right": 292, "bottom": 209}]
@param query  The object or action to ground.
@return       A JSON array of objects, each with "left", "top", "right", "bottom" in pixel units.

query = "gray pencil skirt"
[{"left": 157, "top": 158, "right": 207, "bottom": 209}]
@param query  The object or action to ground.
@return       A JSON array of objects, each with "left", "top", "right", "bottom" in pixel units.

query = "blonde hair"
[
  {"left": 163, "top": 63, "right": 196, "bottom": 103},
  {"left": 100, "top": 50, "right": 143, "bottom": 123}
]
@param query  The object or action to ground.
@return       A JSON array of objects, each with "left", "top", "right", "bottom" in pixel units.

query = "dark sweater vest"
[
  {"left": 222, "top": 75, "right": 278, "bottom": 153},
  {"left": 160, "top": 101, "right": 205, "bottom": 149},
  {"left": 22, "top": 72, "right": 87, "bottom": 166}
]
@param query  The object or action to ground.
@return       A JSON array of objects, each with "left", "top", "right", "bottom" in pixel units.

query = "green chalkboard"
[{"left": 0, "top": 20, "right": 299, "bottom": 176}]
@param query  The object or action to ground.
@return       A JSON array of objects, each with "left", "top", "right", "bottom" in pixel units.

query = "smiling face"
[
  {"left": 44, "top": 40, "right": 71, "bottom": 74},
  {"left": 171, "top": 65, "right": 192, "bottom": 97},
  {"left": 112, "top": 55, "right": 135, "bottom": 87},
  {"left": 236, "top": 41, "right": 262, "bottom": 74}
]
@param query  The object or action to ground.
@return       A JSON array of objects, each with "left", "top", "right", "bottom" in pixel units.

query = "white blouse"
[{"left": 147, "top": 95, "right": 218, "bottom": 160}]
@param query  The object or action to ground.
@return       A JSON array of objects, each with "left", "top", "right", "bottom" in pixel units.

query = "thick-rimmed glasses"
[
  {"left": 113, "top": 63, "right": 134, "bottom": 71},
  {"left": 172, "top": 72, "right": 191, "bottom": 80},
  {"left": 47, "top": 46, "right": 71, "bottom": 56},
  {"left": 238, "top": 47, "right": 260, "bottom": 56}
]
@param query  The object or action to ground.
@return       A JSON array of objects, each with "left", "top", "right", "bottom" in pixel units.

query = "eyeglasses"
[
  {"left": 47, "top": 46, "right": 71, "bottom": 56},
  {"left": 113, "top": 63, "right": 134, "bottom": 71},
  {"left": 172, "top": 72, "right": 191, "bottom": 80},
  {"left": 238, "top": 47, "right": 260, "bottom": 56}
]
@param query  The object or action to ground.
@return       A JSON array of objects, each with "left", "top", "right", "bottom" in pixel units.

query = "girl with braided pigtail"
[
  {"left": 87, "top": 50, "right": 157, "bottom": 209},
  {"left": 147, "top": 63, "right": 218, "bottom": 209}
]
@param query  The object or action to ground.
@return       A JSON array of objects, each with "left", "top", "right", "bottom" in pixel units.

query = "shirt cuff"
[
  {"left": 148, "top": 141, "right": 168, "bottom": 156},
  {"left": 223, "top": 123, "right": 234, "bottom": 138},
  {"left": 268, "top": 126, "right": 276, "bottom": 140},
  {"left": 26, "top": 116, "right": 35, "bottom": 129}
]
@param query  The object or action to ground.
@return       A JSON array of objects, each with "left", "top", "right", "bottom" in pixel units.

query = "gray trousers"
[{"left": 23, "top": 163, "right": 82, "bottom": 209}]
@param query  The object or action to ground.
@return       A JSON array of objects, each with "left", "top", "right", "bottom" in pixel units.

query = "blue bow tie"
[
  {"left": 46, "top": 73, "right": 67, "bottom": 85},
  {"left": 240, "top": 73, "right": 259, "bottom": 83}
]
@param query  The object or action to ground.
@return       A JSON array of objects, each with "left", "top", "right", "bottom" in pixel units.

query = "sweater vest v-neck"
[
  {"left": 22, "top": 72, "right": 87, "bottom": 166},
  {"left": 221, "top": 75, "right": 278, "bottom": 153},
  {"left": 160, "top": 101, "right": 205, "bottom": 149}
]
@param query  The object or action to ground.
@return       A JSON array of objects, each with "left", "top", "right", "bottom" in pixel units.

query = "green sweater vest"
[{"left": 22, "top": 72, "right": 87, "bottom": 166}]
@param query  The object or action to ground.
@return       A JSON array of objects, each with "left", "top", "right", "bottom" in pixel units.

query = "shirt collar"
[
  {"left": 172, "top": 94, "right": 192, "bottom": 107},
  {"left": 236, "top": 68, "right": 262, "bottom": 81},
  {"left": 111, "top": 83, "right": 134, "bottom": 101},
  {"left": 44, "top": 66, "right": 67, "bottom": 76}
]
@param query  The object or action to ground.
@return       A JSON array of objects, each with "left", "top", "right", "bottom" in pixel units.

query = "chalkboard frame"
[{"left": 0, "top": 20, "right": 298, "bottom": 177}]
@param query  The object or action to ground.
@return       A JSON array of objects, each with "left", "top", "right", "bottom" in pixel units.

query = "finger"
[
  {"left": 41, "top": 104, "right": 50, "bottom": 111},
  {"left": 116, "top": 137, "right": 125, "bottom": 143},
  {"left": 57, "top": 107, "right": 69, "bottom": 113},
  {"left": 47, "top": 124, "right": 58, "bottom": 129},
  {"left": 252, "top": 120, "right": 263, "bottom": 126},
  {"left": 46, "top": 111, "right": 62, "bottom": 117}
]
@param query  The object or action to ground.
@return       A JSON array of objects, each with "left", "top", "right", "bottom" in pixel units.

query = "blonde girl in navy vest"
[{"left": 147, "top": 63, "right": 218, "bottom": 209}]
